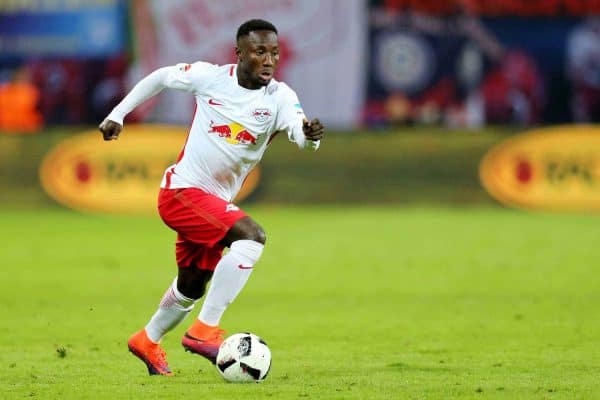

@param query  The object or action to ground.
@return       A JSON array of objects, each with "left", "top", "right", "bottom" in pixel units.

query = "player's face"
[{"left": 236, "top": 30, "right": 279, "bottom": 89}]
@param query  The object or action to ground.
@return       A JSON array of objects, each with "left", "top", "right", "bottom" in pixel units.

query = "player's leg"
[
  {"left": 176, "top": 264, "right": 213, "bottom": 299},
  {"left": 182, "top": 214, "right": 266, "bottom": 362},
  {"left": 131, "top": 262, "right": 211, "bottom": 355},
  {"left": 195, "top": 216, "right": 265, "bottom": 327},
  {"left": 183, "top": 217, "right": 266, "bottom": 363},
  {"left": 127, "top": 188, "right": 214, "bottom": 375},
  {"left": 127, "top": 274, "right": 196, "bottom": 376},
  {"left": 144, "top": 187, "right": 259, "bottom": 363},
  {"left": 130, "top": 240, "right": 220, "bottom": 374},
  {"left": 143, "top": 267, "right": 207, "bottom": 343},
  {"left": 127, "top": 272, "right": 195, "bottom": 376}
]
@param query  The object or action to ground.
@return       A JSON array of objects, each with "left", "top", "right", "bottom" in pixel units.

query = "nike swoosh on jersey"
[
  {"left": 208, "top": 99, "right": 224, "bottom": 106},
  {"left": 238, "top": 264, "right": 254, "bottom": 270}
]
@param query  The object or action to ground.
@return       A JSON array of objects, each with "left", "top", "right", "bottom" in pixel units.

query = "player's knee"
[
  {"left": 251, "top": 225, "right": 267, "bottom": 244},
  {"left": 238, "top": 224, "right": 266, "bottom": 244}
]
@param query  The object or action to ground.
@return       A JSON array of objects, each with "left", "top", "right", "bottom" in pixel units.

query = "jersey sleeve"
[
  {"left": 106, "top": 62, "right": 215, "bottom": 124},
  {"left": 163, "top": 61, "right": 215, "bottom": 94},
  {"left": 274, "top": 83, "right": 320, "bottom": 151}
]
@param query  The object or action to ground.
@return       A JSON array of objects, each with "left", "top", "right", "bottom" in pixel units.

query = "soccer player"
[{"left": 99, "top": 19, "right": 324, "bottom": 376}]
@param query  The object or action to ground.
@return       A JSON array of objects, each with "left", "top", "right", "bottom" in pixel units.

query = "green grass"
[{"left": 1, "top": 206, "right": 599, "bottom": 399}]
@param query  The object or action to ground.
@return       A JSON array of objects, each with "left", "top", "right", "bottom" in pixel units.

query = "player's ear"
[{"left": 235, "top": 46, "right": 242, "bottom": 62}]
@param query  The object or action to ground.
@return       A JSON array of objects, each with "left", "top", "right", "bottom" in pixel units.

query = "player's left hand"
[{"left": 303, "top": 118, "right": 325, "bottom": 141}]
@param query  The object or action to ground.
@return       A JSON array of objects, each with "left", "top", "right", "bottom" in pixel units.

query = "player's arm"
[
  {"left": 277, "top": 85, "right": 324, "bottom": 151},
  {"left": 285, "top": 116, "right": 324, "bottom": 151},
  {"left": 99, "top": 63, "right": 201, "bottom": 141}
]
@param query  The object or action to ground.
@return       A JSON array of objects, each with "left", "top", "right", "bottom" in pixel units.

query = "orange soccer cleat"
[
  {"left": 181, "top": 320, "right": 225, "bottom": 364},
  {"left": 127, "top": 329, "right": 173, "bottom": 376}
]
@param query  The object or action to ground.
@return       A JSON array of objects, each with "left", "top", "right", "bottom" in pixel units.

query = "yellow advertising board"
[
  {"left": 479, "top": 125, "right": 600, "bottom": 212},
  {"left": 39, "top": 125, "right": 260, "bottom": 214}
]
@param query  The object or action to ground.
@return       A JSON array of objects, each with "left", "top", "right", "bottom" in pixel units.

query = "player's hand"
[
  {"left": 303, "top": 118, "right": 324, "bottom": 141},
  {"left": 99, "top": 119, "right": 123, "bottom": 141}
]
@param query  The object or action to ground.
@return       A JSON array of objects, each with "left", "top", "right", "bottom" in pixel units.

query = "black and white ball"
[{"left": 216, "top": 333, "right": 272, "bottom": 383}]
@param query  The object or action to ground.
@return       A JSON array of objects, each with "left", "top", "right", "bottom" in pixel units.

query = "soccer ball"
[{"left": 215, "top": 332, "right": 272, "bottom": 383}]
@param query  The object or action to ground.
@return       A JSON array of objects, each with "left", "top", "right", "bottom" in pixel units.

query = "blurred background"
[{"left": 1, "top": 0, "right": 599, "bottom": 212}]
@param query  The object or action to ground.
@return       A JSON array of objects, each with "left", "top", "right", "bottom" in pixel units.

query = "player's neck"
[{"left": 236, "top": 66, "right": 263, "bottom": 90}]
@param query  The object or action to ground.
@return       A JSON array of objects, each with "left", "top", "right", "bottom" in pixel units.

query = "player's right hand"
[{"left": 99, "top": 119, "right": 123, "bottom": 141}]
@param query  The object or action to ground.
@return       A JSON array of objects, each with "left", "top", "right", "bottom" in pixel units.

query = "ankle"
[
  {"left": 142, "top": 329, "right": 160, "bottom": 345},
  {"left": 187, "top": 319, "right": 219, "bottom": 339}
]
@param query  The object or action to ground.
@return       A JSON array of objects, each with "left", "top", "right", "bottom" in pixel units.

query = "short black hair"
[{"left": 236, "top": 19, "right": 277, "bottom": 42}]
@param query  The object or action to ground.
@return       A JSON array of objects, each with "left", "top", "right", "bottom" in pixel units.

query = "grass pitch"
[{"left": 1, "top": 206, "right": 599, "bottom": 399}]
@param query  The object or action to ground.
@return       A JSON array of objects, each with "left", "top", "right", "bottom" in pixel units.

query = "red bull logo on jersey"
[
  {"left": 208, "top": 121, "right": 257, "bottom": 145},
  {"left": 208, "top": 121, "right": 233, "bottom": 138}
]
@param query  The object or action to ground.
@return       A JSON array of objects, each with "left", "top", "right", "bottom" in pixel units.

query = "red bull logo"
[
  {"left": 234, "top": 130, "right": 257, "bottom": 145},
  {"left": 208, "top": 121, "right": 233, "bottom": 138},
  {"left": 208, "top": 121, "right": 257, "bottom": 145}
]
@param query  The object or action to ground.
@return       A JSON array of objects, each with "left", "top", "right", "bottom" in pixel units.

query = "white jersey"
[{"left": 107, "top": 62, "right": 319, "bottom": 201}]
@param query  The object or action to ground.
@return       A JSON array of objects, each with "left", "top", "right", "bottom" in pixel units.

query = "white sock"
[
  {"left": 145, "top": 277, "right": 196, "bottom": 343},
  {"left": 198, "top": 240, "right": 264, "bottom": 326}
]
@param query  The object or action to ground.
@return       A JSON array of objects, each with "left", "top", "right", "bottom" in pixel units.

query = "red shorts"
[{"left": 158, "top": 188, "right": 247, "bottom": 270}]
